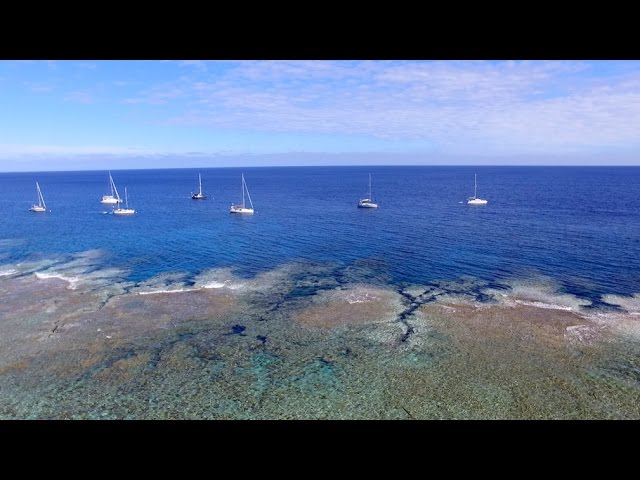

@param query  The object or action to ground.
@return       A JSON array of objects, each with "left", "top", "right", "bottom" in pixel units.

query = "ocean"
[
  {"left": 2, "top": 165, "right": 639, "bottom": 298},
  {"left": 1, "top": 166, "right": 639, "bottom": 419}
]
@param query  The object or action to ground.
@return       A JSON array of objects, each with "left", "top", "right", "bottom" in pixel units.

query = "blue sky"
[{"left": 1, "top": 60, "right": 640, "bottom": 171}]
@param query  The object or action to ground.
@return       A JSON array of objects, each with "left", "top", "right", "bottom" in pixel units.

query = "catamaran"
[
  {"left": 101, "top": 171, "right": 123, "bottom": 204},
  {"left": 358, "top": 173, "right": 378, "bottom": 208},
  {"left": 230, "top": 173, "right": 254, "bottom": 214},
  {"left": 29, "top": 181, "right": 47, "bottom": 212},
  {"left": 191, "top": 173, "right": 208, "bottom": 200},
  {"left": 113, "top": 187, "right": 135, "bottom": 215},
  {"left": 467, "top": 174, "right": 488, "bottom": 205}
]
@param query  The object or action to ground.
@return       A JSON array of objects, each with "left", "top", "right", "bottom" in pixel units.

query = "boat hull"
[
  {"left": 30, "top": 205, "right": 46, "bottom": 212},
  {"left": 230, "top": 206, "right": 254, "bottom": 214},
  {"left": 358, "top": 201, "right": 378, "bottom": 208},
  {"left": 191, "top": 193, "right": 207, "bottom": 200},
  {"left": 113, "top": 208, "right": 136, "bottom": 215},
  {"left": 467, "top": 198, "right": 488, "bottom": 205}
]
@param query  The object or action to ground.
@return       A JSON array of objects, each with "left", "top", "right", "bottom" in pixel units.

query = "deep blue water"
[{"left": 1, "top": 166, "right": 639, "bottom": 300}]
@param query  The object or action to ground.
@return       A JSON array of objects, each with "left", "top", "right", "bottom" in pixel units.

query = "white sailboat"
[
  {"left": 191, "top": 173, "right": 208, "bottom": 199},
  {"left": 467, "top": 174, "right": 488, "bottom": 205},
  {"left": 29, "top": 181, "right": 47, "bottom": 212},
  {"left": 113, "top": 187, "right": 136, "bottom": 215},
  {"left": 101, "top": 171, "right": 123, "bottom": 204},
  {"left": 358, "top": 173, "right": 378, "bottom": 208},
  {"left": 230, "top": 173, "right": 254, "bottom": 214}
]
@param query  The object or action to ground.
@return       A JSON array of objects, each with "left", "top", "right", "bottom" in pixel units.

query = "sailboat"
[
  {"left": 230, "top": 173, "right": 254, "bottom": 214},
  {"left": 29, "top": 181, "right": 47, "bottom": 212},
  {"left": 113, "top": 187, "right": 135, "bottom": 215},
  {"left": 467, "top": 174, "right": 488, "bottom": 205},
  {"left": 358, "top": 173, "right": 378, "bottom": 208},
  {"left": 101, "top": 171, "right": 123, "bottom": 204},
  {"left": 191, "top": 173, "right": 208, "bottom": 199}
]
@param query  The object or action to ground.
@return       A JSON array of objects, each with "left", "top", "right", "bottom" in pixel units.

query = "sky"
[{"left": 1, "top": 60, "right": 640, "bottom": 171}]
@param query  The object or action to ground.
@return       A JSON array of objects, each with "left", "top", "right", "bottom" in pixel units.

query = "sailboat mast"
[
  {"left": 241, "top": 174, "right": 246, "bottom": 208},
  {"left": 245, "top": 178, "right": 254, "bottom": 210},
  {"left": 474, "top": 174, "right": 477, "bottom": 198},
  {"left": 36, "top": 181, "right": 45, "bottom": 208},
  {"left": 369, "top": 173, "right": 372, "bottom": 200},
  {"left": 111, "top": 174, "right": 121, "bottom": 201},
  {"left": 199, "top": 173, "right": 202, "bottom": 195}
]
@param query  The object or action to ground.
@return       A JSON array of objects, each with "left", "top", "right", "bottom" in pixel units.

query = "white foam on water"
[
  {"left": 20, "top": 250, "right": 131, "bottom": 297},
  {"left": 483, "top": 278, "right": 592, "bottom": 312},
  {"left": 202, "top": 280, "right": 244, "bottom": 290},
  {"left": 2, "top": 250, "right": 110, "bottom": 282},
  {"left": 130, "top": 271, "right": 192, "bottom": 295},
  {"left": 193, "top": 262, "right": 334, "bottom": 295},
  {"left": 345, "top": 291, "right": 379, "bottom": 304},
  {"left": 193, "top": 267, "right": 234, "bottom": 283},
  {"left": 34, "top": 271, "right": 81, "bottom": 289},
  {"left": 602, "top": 293, "right": 640, "bottom": 314},
  {"left": 34, "top": 266, "right": 128, "bottom": 293},
  {"left": 0, "top": 268, "right": 18, "bottom": 277},
  {"left": 432, "top": 293, "right": 482, "bottom": 307},
  {"left": 513, "top": 300, "right": 574, "bottom": 311},
  {"left": 194, "top": 267, "right": 248, "bottom": 291},
  {"left": 126, "top": 268, "right": 253, "bottom": 295},
  {"left": 137, "top": 287, "right": 195, "bottom": 296},
  {"left": 11, "top": 258, "right": 60, "bottom": 275},
  {"left": 583, "top": 309, "right": 640, "bottom": 340}
]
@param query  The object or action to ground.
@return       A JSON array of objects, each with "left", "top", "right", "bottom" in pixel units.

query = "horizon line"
[{"left": 2, "top": 164, "right": 640, "bottom": 174}]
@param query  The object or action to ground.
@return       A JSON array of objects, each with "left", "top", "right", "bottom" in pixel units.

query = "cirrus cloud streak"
[{"left": 121, "top": 60, "right": 640, "bottom": 155}]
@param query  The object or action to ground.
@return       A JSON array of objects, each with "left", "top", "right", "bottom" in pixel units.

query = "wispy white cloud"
[
  {"left": 29, "top": 60, "right": 640, "bottom": 157},
  {"left": 0, "top": 144, "right": 158, "bottom": 156},
  {"left": 23, "top": 82, "right": 54, "bottom": 93},
  {"left": 76, "top": 62, "right": 98, "bottom": 70},
  {"left": 228, "top": 60, "right": 370, "bottom": 82},
  {"left": 123, "top": 83, "right": 185, "bottom": 104},
  {"left": 151, "top": 60, "right": 640, "bottom": 154},
  {"left": 65, "top": 91, "right": 94, "bottom": 104},
  {"left": 178, "top": 60, "right": 208, "bottom": 72}
]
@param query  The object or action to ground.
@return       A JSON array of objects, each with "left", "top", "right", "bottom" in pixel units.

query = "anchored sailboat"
[
  {"left": 191, "top": 173, "right": 208, "bottom": 200},
  {"left": 230, "top": 174, "right": 254, "bottom": 214},
  {"left": 358, "top": 173, "right": 378, "bottom": 208},
  {"left": 467, "top": 174, "right": 488, "bottom": 205},
  {"left": 29, "top": 181, "right": 47, "bottom": 212},
  {"left": 101, "top": 171, "right": 123, "bottom": 204},
  {"left": 113, "top": 187, "right": 136, "bottom": 215}
]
